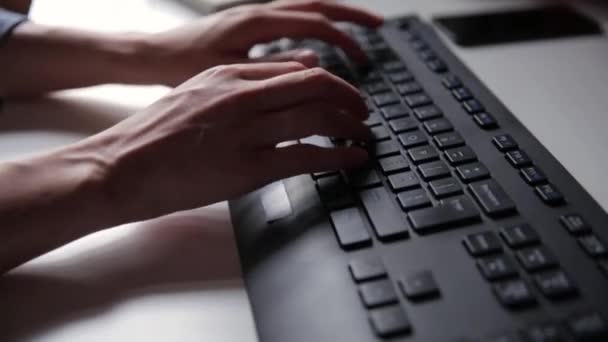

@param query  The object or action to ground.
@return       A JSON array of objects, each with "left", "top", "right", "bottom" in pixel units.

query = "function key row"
[
  {"left": 492, "top": 134, "right": 566, "bottom": 206},
  {"left": 441, "top": 73, "right": 499, "bottom": 130}
]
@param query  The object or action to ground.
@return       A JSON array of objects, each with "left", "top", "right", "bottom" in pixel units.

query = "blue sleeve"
[{"left": 0, "top": 8, "right": 27, "bottom": 44}]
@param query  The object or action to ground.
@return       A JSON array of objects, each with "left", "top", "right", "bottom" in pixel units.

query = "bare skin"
[
  {"left": 0, "top": 0, "right": 382, "bottom": 96},
  {"left": 0, "top": 0, "right": 381, "bottom": 274}
]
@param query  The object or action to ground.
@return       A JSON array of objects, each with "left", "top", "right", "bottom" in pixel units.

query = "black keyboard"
[{"left": 229, "top": 16, "right": 608, "bottom": 342}]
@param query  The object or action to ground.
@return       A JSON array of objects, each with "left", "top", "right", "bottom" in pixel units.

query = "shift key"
[
  {"left": 360, "top": 187, "right": 410, "bottom": 241},
  {"left": 408, "top": 196, "right": 480, "bottom": 234}
]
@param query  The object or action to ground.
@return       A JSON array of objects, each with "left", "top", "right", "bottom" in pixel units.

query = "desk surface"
[{"left": 1, "top": 1, "right": 607, "bottom": 341}]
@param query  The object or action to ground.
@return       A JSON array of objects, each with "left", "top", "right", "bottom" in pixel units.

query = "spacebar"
[
  {"left": 360, "top": 187, "right": 409, "bottom": 241},
  {"left": 408, "top": 196, "right": 480, "bottom": 234}
]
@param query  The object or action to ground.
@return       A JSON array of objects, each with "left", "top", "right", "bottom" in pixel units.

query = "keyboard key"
[
  {"left": 578, "top": 235, "right": 607, "bottom": 257},
  {"left": 493, "top": 134, "right": 518, "bottom": 152},
  {"left": 360, "top": 70, "right": 383, "bottom": 83},
  {"left": 381, "top": 104, "right": 409, "bottom": 120},
  {"left": 371, "top": 125, "right": 391, "bottom": 141},
  {"left": 389, "top": 117, "right": 418, "bottom": 133},
  {"left": 408, "top": 145, "right": 439, "bottom": 164},
  {"left": 369, "top": 306, "right": 412, "bottom": 338},
  {"left": 463, "top": 99, "right": 484, "bottom": 114},
  {"left": 456, "top": 162, "right": 490, "bottom": 183},
  {"left": 463, "top": 231, "right": 503, "bottom": 256},
  {"left": 365, "top": 97, "right": 375, "bottom": 112},
  {"left": 388, "top": 171, "right": 420, "bottom": 192},
  {"left": 379, "top": 155, "right": 409, "bottom": 174},
  {"left": 477, "top": 255, "right": 518, "bottom": 280},
  {"left": 452, "top": 87, "right": 473, "bottom": 101},
  {"left": 493, "top": 279, "right": 536, "bottom": 309},
  {"left": 434, "top": 131, "right": 465, "bottom": 150},
  {"left": 506, "top": 150, "right": 532, "bottom": 167},
  {"left": 516, "top": 246, "right": 558, "bottom": 272},
  {"left": 373, "top": 139, "right": 401, "bottom": 158},
  {"left": 360, "top": 187, "right": 410, "bottom": 240},
  {"left": 413, "top": 105, "right": 442, "bottom": 121},
  {"left": 445, "top": 146, "right": 477, "bottom": 165},
  {"left": 500, "top": 224, "right": 540, "bottom": 248},
  {"left": 364, "top": 81, "right": 391, "bottom": 95},
  {"left": 349, "top": 168, "right": 382, "bottom": 189},
  {"left": 405, "top": 93, "right": 432, "bottom": 108},
  {"left": 522, "top": 323, "right": 567, "bottom": 342},
  {"left": 567, "top": 312, "right": 608, "bottom": 341},
  {"left": 429, "top": 177, "right": 462, "bottom": 198},
  {"left": 534, "top": 270, "right": 577, "bottom": 299},
  {"left": 374, "top": 92, "right": 401, "bottom": 107},
  {"left": 398, "top": 130, "right": 427, "bottom": 148},
  {"left": 410, "top": 37, "right": 428, "bottom": 51},
  {"left": 424, "top": 118, "right": 453, "bottom": 135},
  {"left": 560, "top": 214, "right": 591, "bottom": 235},
  {"left": 535, "top": 184, "right": 565, "bottom": 206},
  {"left": 520, "top": 166, "right": 547, "bottom": 185},
  {"left": 317, "top": 176, "right": 355, "bottom": 210},
  {"left": 442, "top": 75, "right": 462, "bottom": 89},
  {"left": 427, "top": 58, "right": 447, "bottom": 73},
  {"left": 364, "top": 111, "right": 382, "bottom": 127},
  {"left": 389, "top": 71, "right": 414, "bottom": 84},
  {"left": 349, "top": 256, "right": 387, "bottom": 282},
  {"left": 473, "top": 112, "right": 498, "bottom": 129},
  {"left": 400, "top": 270, "right": 440, "bottom": 300},
  {"left": 382, "top": 60, "right": 407, "bottom": 72},
  {"left": 469, "top": 179, "right": 516, "bottom": 217},
  {"left": 408, "top": 196, "right": 480, "bottom": 234},
  {"left": 418, "top": 49, "right": 436, "bottom": 61},
  {"left": 397, "top": 189, "right": 431, "bottom": 211},
  {"left": 359, "top": 279, "right": 399, "bottom": 307},
  {"left": 396, "top": 82, "right": 422, "bottom": 96},
  {"left": 418, "top": 160, "right": 450, "bottom": 181},
  {"left": 330, "top": 208, "right": 372, "bottom": 249}
]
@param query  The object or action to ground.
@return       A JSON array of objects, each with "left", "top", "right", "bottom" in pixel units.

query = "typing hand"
[
  {"left": 139, "top": 0, "right": 383, "bottom": 86},
  {"left": 84, "top": 62, "right": 370, "bottom": 221}
]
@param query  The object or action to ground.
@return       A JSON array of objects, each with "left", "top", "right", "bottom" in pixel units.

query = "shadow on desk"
[{"left": 0, "top": 204, "right": 243, "bottom": 341}]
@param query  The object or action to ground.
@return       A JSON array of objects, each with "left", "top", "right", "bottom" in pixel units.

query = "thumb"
[{"left": 251, "top": 49, "right": 319, "bottom": 68}]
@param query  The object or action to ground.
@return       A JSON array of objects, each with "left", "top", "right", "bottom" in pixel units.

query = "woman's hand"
[
  {"left": 85, "top": 62, "right": 370, "bottom": 223},
  {"left": 138, "top": 0, "right": 383, "bottom": 86}
]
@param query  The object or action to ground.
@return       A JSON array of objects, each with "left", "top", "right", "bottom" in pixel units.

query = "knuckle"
[
  {"left": 240, "top": 10, "right": 269, "bottom": 26},
  {"left": 310, "top": 13, "right": 331, "bottom": 26},
  {"left": 208, "top": 64, "right": 240, "bottom": 79},
  {"left": 304, "top": 67, "right": 336, "bottom": 90}
]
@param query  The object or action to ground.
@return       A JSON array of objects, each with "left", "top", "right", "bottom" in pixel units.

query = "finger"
[
  {"left": 265, "top": 143, "right": 369, "bottom": 179},
  {"left": 231, "top": 61, "right": 309, "bottom": 80},
  {"left": 270, "top": 0, "right": 384, "bottom": 28},
  {"left": 252, "top": 49, "right": 319, "bottom": 68},
  {"left": 245, "top": 67, "right": 367, "bottom": 119},
  {"left": 242, "top": 102, "right": 371, "bottom": 147},
  {"left": 239, "top": 10, "right": 368, "bottom": 63}
]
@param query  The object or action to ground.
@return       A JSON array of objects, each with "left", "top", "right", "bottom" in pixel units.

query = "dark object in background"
[{"left": 434, "top": 6, "right": 602, "bottom": 47}]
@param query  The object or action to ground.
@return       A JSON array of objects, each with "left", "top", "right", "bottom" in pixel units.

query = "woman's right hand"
[{"left": 82, "top": 62, "right": 370, "bottom": 223}]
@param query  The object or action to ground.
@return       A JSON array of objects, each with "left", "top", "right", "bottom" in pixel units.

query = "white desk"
[{"left": 1, "top": 1, "right": 607, "bottom": 341}]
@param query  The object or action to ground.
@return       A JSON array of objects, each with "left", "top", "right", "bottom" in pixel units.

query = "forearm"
[
  {"left": 0, "top": 142, "right": 117, "bottom": 273},
  {"left": 0, "top": 21, "right": 155, "bottom": 97}
]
